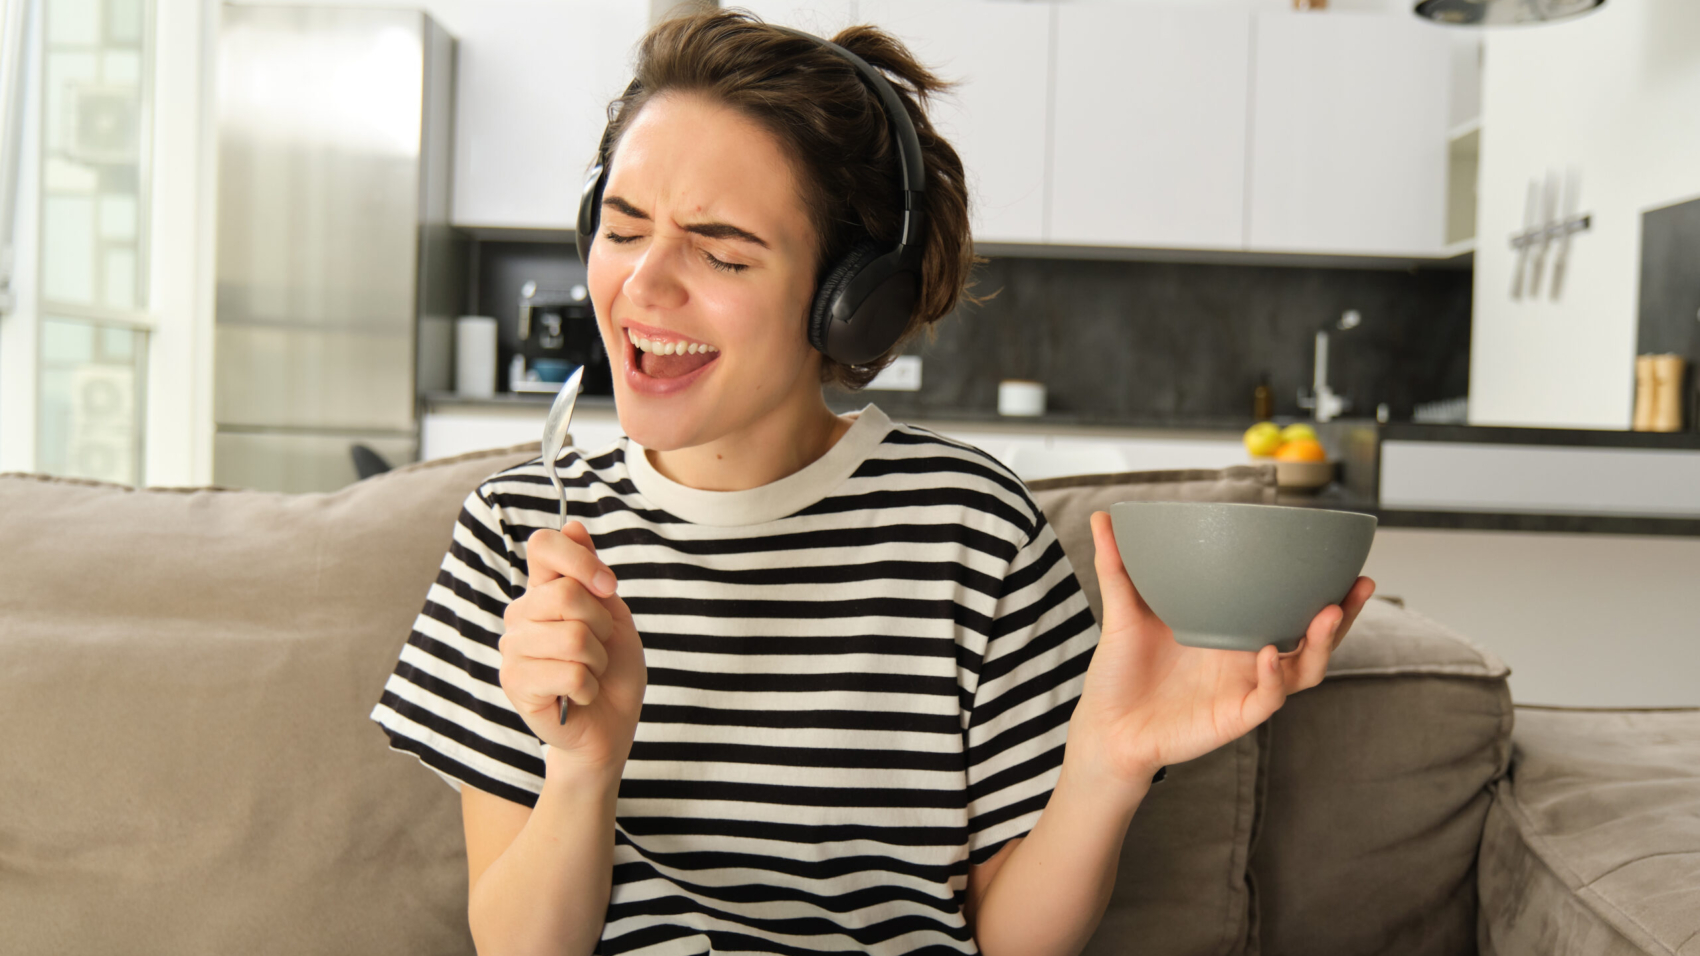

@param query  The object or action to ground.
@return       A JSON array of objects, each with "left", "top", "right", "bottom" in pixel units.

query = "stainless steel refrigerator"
[{"left": 213, "top": 5, "right": 460, "bottom": 493}]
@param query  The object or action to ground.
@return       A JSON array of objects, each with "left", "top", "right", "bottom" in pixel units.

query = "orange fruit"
[{"left": 1275, "top": 438, "right": 1327, "bottom": 462}]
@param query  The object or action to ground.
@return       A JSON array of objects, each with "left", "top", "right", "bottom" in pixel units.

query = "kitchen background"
[
  {"left": 473, "top": 242, "right": 1474, "bottom": 425},
  {"left": 1, "top": 0, "right": 1697, "bottom": 708}
]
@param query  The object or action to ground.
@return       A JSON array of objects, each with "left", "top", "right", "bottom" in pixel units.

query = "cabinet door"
[
  {"left": 1246, "top": 12, "right": 1451, "bottom": 255},
  {"left": 1050, "top": 4, "right": 1252, "bottom": 250},
  {"left": 859, "top": 0, "right": 1050, "bottom": 244},
  {"left": 450, "top": 2, "right": 648, "bottom": 229}
]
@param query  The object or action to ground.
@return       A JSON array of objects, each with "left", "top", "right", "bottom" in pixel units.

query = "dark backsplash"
[
  {"left": 876, "top": 256, "right": 1472, "bottom": 422},
  {"left": 466, "top": 239, "right": 1472, "bottom": 423}
]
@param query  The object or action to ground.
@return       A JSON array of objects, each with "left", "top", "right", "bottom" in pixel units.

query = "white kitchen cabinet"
[
  {"left": 449, "top": 1, "right": 1458, "bottom": 259},
  {"left": 859, "top": 1, "right": 1051, "bottom": 243},
  {"left": 422, "top": 403, "right": 1248, "bottom": 483},
  {"left": 1245, "top": 12, "right": 1452, "bottom": 256},
  {"left": 734, "top": 0, "right": 859, "bottom": 36},
  {"left": 450, "top": 2, "right": 648, "bottom": 229},
  {"left": 421, "top": 403, "right": 626, "bottom": 461},
  {"left": 921, "top": 425, "right": 1247, "bottom": 482},
  {"left": 1049, "top": 4, "right": 1253, "bottom": 250}
]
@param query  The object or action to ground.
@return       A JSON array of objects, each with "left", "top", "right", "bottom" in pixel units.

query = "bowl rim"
[{"left": 1107, "top": 499, "right": 1378, "bottom": 523}]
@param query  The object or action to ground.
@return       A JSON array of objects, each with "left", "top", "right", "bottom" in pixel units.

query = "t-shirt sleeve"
[
  {"left": 963, "top": 505, "right": 1100, "bottom": 864},
  {"left": 368, "top": 479, "right": 548, "bottom": 808}
]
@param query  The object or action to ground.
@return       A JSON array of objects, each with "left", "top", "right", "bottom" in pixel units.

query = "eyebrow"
[{"left": 602, "top": 195, "right": 769, "bottom": 249}]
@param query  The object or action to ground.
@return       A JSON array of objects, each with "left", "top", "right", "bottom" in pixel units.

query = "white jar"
[
  {"left": 998, "top": 379, "right": 1046, "bottom": 417},
  {"left": 455, "top": 316, "right": 499, "bottom": 398}
]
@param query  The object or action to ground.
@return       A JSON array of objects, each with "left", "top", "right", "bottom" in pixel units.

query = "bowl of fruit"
[{"left": 1243, "top": 421, "right": 1335, "bottom": 493}]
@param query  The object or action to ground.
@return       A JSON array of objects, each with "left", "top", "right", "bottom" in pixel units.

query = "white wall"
[
  {"left": 1362, "top": 526, "right": 1700, "bottom": 707},
  {"left": 1469, "top": 0, "right": 1700, "bottom": 429}
]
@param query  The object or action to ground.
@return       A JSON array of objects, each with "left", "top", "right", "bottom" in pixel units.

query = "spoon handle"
[
  {"left": 558, "top": 485, "right": 571, "bottom": 725},
  {"left": 548, "top": 471, "right": 573, "bottom": 724}
]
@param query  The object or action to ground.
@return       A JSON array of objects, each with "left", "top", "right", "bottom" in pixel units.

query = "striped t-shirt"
[{"left": 369, "top": 402, "right": 1100, "bottom": 956}]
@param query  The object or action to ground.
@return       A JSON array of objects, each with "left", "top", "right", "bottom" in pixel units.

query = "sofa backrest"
[
  {"left": 0, "top": 443, "right": 540, "bottom": 956},
  {"left": 0, "top": 449, "right": 1512, "bottom": 956},
  {"left": 1248, "top": 598, "right": 1512, "bottom": 956}
]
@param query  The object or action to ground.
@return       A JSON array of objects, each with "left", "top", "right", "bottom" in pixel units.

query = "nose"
[{"left": 621, "top": 236, "right": 690, "bottom": 313}]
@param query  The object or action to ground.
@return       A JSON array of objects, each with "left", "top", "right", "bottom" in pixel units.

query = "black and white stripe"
[{"left": 370, "top": 404, "right": 1099, "bottom": 955}]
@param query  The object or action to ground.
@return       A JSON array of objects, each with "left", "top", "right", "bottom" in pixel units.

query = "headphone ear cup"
[
  {"left": 808, "top": 238, "right": 889, "bottom": 356},
  {"left": 576, "top": 163, "right": 606, "bottom": 265}
]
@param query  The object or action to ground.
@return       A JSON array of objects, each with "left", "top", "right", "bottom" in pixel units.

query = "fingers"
[
  {"left": 1283, "top": 610, "right": 1338, "bottom": 691},
  {"left": 525, "top": 520, "right": 618, "bottom": 597},
  {"left": 510, "top": 574, "right": 616, "bottom": 639},
  {"left": 502, "top": 656, "right": 603, "bottom": 711},
  {"left": 1089, "top": 511, "right": 1154, "bottom": 626},
  {"left": 1332, "top": 576, "right": 1376, "bottom": 651},
  {"left": 1245, "top": 644, "right": 1289, "bottom": 725},
  {"left": 502, "top": 618, "right": 610, "bottom": 678}
]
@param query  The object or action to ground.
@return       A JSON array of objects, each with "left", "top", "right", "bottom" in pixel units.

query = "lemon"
[
  {"left": 1280, "top": 423, "right": 1317, "bottom": 444},
  {"left": 1244, "top": 421, "right": 1282, "bottom": 457}
]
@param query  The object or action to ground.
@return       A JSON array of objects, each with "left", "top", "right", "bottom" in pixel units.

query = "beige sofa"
[{"left": 2, "top": 444, "right": 1696, "bottom": 956}]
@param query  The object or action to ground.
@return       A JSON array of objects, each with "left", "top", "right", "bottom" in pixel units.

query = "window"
[{"left": 31, "top": 0, "right": 154, "bottom": 484}]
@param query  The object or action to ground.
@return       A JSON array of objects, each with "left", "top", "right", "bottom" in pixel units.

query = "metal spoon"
[{"left": 540, "top": 364, "right": 585, "bottom": 724}]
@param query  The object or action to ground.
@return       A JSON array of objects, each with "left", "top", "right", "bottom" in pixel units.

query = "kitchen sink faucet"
[{"left": 1298, "top": 309, "right": 1360, "bottom": 424}]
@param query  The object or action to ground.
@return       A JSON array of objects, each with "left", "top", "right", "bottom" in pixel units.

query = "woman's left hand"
[{"left": 1067, "top": 510, "right": 1376, "bottom": 795}]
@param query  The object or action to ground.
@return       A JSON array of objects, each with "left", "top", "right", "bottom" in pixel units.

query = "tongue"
[{"left": 641, "top": 348, "right": 716, "bottom": 379}]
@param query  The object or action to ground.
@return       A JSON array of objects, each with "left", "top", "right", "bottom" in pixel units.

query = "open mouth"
[{"left": 625, "top": 325, "right": 719, "bottom": 380}]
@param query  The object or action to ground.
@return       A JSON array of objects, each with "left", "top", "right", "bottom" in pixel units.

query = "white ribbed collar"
[{"left": 623, "top": 403, "right": 892, "bottom": 527}]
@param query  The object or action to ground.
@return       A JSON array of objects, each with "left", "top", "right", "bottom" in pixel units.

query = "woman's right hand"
[{"left": 499, "top": 520, "right": 646, "bottom": 777}]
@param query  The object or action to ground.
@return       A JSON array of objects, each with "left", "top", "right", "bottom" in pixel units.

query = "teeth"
[{"left": 626, "top": 327, "right": 718, "bottom": 355}]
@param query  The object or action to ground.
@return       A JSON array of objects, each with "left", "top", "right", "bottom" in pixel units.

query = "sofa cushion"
[
  {"left": 1031, "top": 464, "right": 1276, "bottom": 956},
  {"left": 1248, "top": 597, "right": 1514, "bottom": 956},
  {"left": 1477, "top": 706, "right": 1700, "bottom": 956},
  {"left": 0, "top": 442, "right": 540, "bottom": 956}
]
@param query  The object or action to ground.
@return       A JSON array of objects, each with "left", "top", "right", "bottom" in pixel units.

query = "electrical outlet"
[{"left": 865, "top": 355, "right": 922, "bottom": 391}]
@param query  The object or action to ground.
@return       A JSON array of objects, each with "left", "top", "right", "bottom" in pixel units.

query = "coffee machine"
[{"left": 509, "top": 282, "right": 614, "bottom": 395}]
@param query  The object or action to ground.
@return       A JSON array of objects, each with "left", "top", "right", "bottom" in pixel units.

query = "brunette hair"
[{"left": 597, "top": 8, "right": 982, "bottom": 390}]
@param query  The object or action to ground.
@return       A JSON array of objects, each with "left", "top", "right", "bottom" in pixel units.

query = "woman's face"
[{"left": 587, "top": 90, "right": 823, "bottom": 451}]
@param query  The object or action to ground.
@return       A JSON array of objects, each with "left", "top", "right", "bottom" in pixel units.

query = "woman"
[{"left": 370, "top": 11, "right": 1375, "bottom": 956}]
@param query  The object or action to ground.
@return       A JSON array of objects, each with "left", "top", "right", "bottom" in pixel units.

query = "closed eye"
[
  {"left": 703, "top": 251, "right": 747, "bottom": 274},
  {"left": 602, "top": 230, "right": 640, "bottom": 244}
]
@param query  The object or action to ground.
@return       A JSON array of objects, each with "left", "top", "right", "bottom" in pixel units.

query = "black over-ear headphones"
[{"left": 575, "top": 25, "right": 927, "bottom": 368}]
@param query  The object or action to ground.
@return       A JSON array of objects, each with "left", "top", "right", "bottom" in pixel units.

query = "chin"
[{"left": 615, "top": 398, "right": 705, "bottom": 452}]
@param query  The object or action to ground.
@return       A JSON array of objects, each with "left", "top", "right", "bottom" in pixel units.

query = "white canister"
[
  {"left": 998, "top": 379, "right": 1046, "bottom": 417},
  {"left": 455, "top": 315, "right": 499, "bottom": 398}
]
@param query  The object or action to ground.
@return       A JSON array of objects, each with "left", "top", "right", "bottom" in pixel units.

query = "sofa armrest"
[{"left": 1477, "top": 706, "right": 1700, "bottom": 956}]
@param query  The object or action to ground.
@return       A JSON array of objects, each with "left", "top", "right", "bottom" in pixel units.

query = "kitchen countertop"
[
  {"left": 1381, "top": 422, "right": 1700, "bottom": 450},
  {"left": 420, "top": 391, "right": 1700, "bottom": 536},
  {"left": 1270, "top": 482, "right": 1700, "bottom": 536}
]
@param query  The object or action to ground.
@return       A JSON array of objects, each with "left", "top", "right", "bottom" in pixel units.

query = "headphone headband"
[{"left": 770, "top": 26, "right": 926, "bottom": 253}]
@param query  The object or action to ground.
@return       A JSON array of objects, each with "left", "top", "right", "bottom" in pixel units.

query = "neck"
[{"left": 644, "top": 389, "right": 856, "bottom": 492}]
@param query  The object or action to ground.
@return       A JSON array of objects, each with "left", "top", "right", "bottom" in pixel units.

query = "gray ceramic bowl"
[{"left": 1108, "top": 501, "right": 1377, "bottom": 653}]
